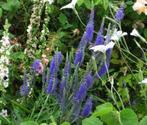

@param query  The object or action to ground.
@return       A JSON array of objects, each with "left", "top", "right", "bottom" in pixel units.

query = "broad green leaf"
[
  {"left": 120, "top": 108, "right": 138, "bottom": 125},
  {"left": 139, "top": 116, "right": 147, "bottom": 125},
  {"left": 101, "top": 111, "right": 122, "bottom": 125},
  {"left": 82, "top": 117, "right": 103, "bottom": 125},
  {"left": 20, "top": 121, "right": 38, "bottom": 125},
  {"left": 92, "top": 102, "right": 113, "bottom": 117},
  {"left": 61, "top": 122, "right": 71, "bottom": 125}
]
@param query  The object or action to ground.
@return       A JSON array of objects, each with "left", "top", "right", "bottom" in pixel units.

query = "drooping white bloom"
[
  {"left": 60, "top": 0, "right": 78, "bottom": 10},
  {"left": 0, "top": 109, "right": 8, "bottom": 117},
  {"left": 130, "top": 28, "right": 140, "bottom": 37},
  {"left": 90, "top": 41, "right": 115, "bottom": 53},
  {"left": 140, "top": 78, "right": 147, "bottom": 84},
  {"left": 48, "top": 0, "right": 54, "bottom": 4},
  {"left": 111, "top": 29, "right": 127, "bottom": 41},
  {"left": 133, "top": 0, "right": 147, "bottom": 15}
]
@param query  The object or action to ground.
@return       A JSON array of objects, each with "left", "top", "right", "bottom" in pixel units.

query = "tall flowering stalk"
[
  {"left": 46, "top": 52, "right": 63, "bottom": 94},
  {"left": 74, "top": 10, "right": 94, "bottom": 66},
  {"left": 25, "top": 0, "right": 47, "bottom": 60},
  {"left": 59, "top": 55, "right": 71, "bottom": 111},
  {"left": 0, "top": 20, "right": 11, "bottom": 90},
  {"left": 20, "top": 71, "right": 29, "bottom": 96},
  {"left": 115, "top": 6, "right": 125, "bottom": 21},
  {"left": 81, "top": 97, "right": 92, "bottom": 117}
]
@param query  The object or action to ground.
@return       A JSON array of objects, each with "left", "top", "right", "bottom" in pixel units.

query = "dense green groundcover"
[{"left": 0, "top": 0, "right": 147, "bottom": 125}]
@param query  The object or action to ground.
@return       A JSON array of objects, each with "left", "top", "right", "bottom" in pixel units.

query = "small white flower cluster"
[
  {"left": 0, "top": 109, "right": 8, "bottom": 117},
  {"left": 0, "top": 35, "right": 10, "bottom": 88}
]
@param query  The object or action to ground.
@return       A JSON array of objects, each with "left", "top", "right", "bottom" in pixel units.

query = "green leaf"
[
  {"left": 120, "top": 108, "right": 138, "bottom": 125},
  {"left": 93, "top": 0, "right": 101, "bottom": 5},
  {"left": 82, "top": 117, "right": 103, "bottom": 125},
  {"left": 101, "top": 111, "right": 122, "bottom": 125},
  {"left": 58, "top": 13, "right": 68, "bottom": 26},
  {"left": 92, "top": 102, "right": 113, "bottom": 117},
  {"left": 103, "top": 0, "right": 109, "bottom": 10},
  {"left": 139, "top": 116, "right": 147, "bottom": 125},
  {"left": 84, "top": 0, "right": 92, "bottom": 9},
  {"left": 77, "top": 0, "right": 84, "bottom": 6},
  {"left": 20, "top": 121, "right": 39, "bottom": 125},
  {"left": 61, "top": 122, "right": 71, "bottom": 125},
  {"left": 0, "top": 8, "right": 2, "bottom": 17},
  {"left": 144, "top": 29, "right": 147, "bottom": 38}
]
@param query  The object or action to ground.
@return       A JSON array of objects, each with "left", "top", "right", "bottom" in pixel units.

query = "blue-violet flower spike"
[
  {"left": 115, "top": 6, "right": 124, "bottom": 21},
  {"left": 81, "top": 97, "right": 92, "bottom": 117},
  {"left": 74, "top": 49, "right": 84, "bottom": 66},
  {"left": 85, "top": 10, "right": 94, "bottom": 42},
  {"left": 85, "top": 73, "right": 93, "bottom": 89},
  {"left": 74, "top": 83, "right": 87, "bottom": 103}
]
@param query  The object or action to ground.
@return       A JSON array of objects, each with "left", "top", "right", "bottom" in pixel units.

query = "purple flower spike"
[
  {"left": 78, "top": 33, "right": 87, "bottom": 49},
  {"left": 81, "top": 97, "right": 92, "bottom": 117},
  {"left": 20, "top": 72, "right": 29, "bottom": 96},
  {"left": 85, "top": 73, "right": 93, "bottom": 89},
  {"left": 46, "top": 77, "right": 53, "bottom": 94},
  {"left": 85, "top": 10, "right": 94, "bottom": 42},
  {"left": 74, "top": 83, "right": 87, "bottom": 103},
  {"left": 115, "top": 6, "right": 124, "bottom": 21},
  {"left": 50, "top": 52, "right": 63, "bottom": 75},
  {"left": 98, "top": 49, "right": 112, "bottom": 77},
  {"left": 74, "top": 49, "right": 84, "bottom": 66},
  {"left": 95, "top": 22, "right": 104, "bottom": 45},
  {"left": 32, "top": 59, "right": 44, "bottom": 74},
  {"left": 20, "top": 83, "right": 29, "bottom": 96}
]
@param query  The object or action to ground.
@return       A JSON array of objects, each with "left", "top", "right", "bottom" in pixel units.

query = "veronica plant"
[{"left": 20, "top": 9, "right": 120, "bottom": 124}]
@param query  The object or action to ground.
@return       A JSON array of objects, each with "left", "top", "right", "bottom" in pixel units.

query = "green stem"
[{"left": 36, "top": 95, "right": 50, "bottom": 121}]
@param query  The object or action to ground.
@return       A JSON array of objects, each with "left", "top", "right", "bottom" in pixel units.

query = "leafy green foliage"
[
  {"left": 139, "top": 116, "right": 147, "bottom": 125},
  {"left": 92, "top": 103, "right": 113, "bottom": 117},
  {"left": 0, "top": 0, "right": 146, "bottom": 125},
  {"left": 82, "top": 117, "right": 103, "bottom": 125},
  {"left": 120, "top": 109, "right": 138, "bottom": 125}
]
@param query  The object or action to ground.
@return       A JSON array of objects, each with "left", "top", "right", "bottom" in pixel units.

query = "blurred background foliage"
[{"left": 0, "top": 0, "right": 146, "bottom": 124}]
